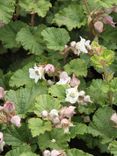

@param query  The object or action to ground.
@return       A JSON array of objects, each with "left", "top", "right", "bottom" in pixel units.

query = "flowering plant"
[{"left": 0, "top": 0, "right": 117, "bottom": 155}]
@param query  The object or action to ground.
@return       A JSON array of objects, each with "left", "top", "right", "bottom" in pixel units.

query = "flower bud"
[
  {"left": 111, "top": 113, "right": 117, "bottom": 124},
  {"left": 10, "top": 115, "right": 21, "bottom": 127},
  {"left": 44, "top": 64, "right": 55, "bottom": 74},
  {"left": 43, "top": 150, "right": 51, "bottom": 156},
  {"left": 0, "top": 132, "right": 3, "bottom": 144},
  {"left": 3, "top": 101, "right": 15, "bottom": 113},
  {"left": 41, "top": 110, "right": 48, "bottom": 118},
  {"left": 103, "top": 16, "right": 116, "bottom": 27},
  {"left": 70, "top": 41, "right": 76, "bottom": 47},
  {"left": 60, "top": 106, "right": 75, "bottom": 119},
  {"left": 51, "top": 150, "right": 61, "bottom": 156},
  {"left": 94, "top": 21, "right": 104, "bottom": 33},
  {"left": 49, "top": 109, "right": 59, "bottom": 119},
  {"left": 52, "top": 116, "right": 60, "bottom": 125},
  {"left": 70, "top": 74, "right": 80, "bottom": 87},
  {"left": 0, "top": 87, "right": 5, "bottom": 99}
]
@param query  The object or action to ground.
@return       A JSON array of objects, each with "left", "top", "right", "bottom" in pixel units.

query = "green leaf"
[
  {"left": 19, "top": 0, "right": 52, "bottom": 17},
  {"left": 38, "top": 128, "right": 70, "bottom": 150},
  {"left": 108, "top": 141, "right": 117, "bottom": 156},
  {"left": 5, "top": 144, "right": 31, "bottom": 156},
  {"left": 16, "top": 25, "right": 46, "bottom": 55},
  {"left": 0, "top": 21, "right": 26, "bottom": 48},
  {"left": 67, "top": 148, "right": 93, "bottom": 156},
  {"left": 101, "top": 27, "right": 117, "bottom": 50},
  {"left": 9, "top": 63, "right": 34, "bottom": 88},
  {"left": 64, "top": 58, "right": 87, "bottom": 77},
  {"left": 48, "top": 84, "right": 67, "bottom": 101},
  {"left": 28, "top": 118, "right": 52, "bottom": 137},
  {"left": 4, "top": 124, "right": 32, "bottom": 148},
  {"left": 34, "top": 94, "right": 61, "bottom": 117},
  {"left": 41, "top": 27, "right": 70, "bottom": 51},
  {"left": 53, "top": 3, "right": 86, "bottom": 30},
  {"left": 20, "top": 152, "right": 38, "bottom": 156},
  {"left": 89, "top": 107, "right": 117, "bottom": 143},
  {"left": 91, "top": 42, "right": 115, "bottom": 70},
  {"left": 88, "top": 79, "right": 109, "bottom": 105},
  {"left": 5, "top": 84, "right": 47, "bottom": 116},
  {"left": 0, "top": 0, "right": 15, "bottom": 24},
  {"left": 70, "top": 123, "right": 88, "bottom": 139}
]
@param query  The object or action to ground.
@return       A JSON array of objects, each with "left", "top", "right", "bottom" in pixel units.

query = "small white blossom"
[
  {"left": 70, "top": 41, "right": 76, "bottom": 47},
  {"left": 65, "top": 86, "right": 78, "bottom": 104},
  {"left": 77, "top": 90, "right": 85, "bottom": 103},
  {"left": 29, "top": 65, "right": 45, "bottom": 83},
  {"left": 43, "top": 150, "right": 51, "bottom": 156},
  {"left": 41, "top": 110, "right": 48, "bottom": 118},
  {"left": 0, "top": 132, "right": 5, "bottom": 152},
  {"left": 49, "top": 109, "right": 59, "bottom": 119},
  {"left": 111, "top": 113, "right": 117, "bottom": 124},
  {"left": 51, "top": 139, "right": 56, "bottom": 143},
  {"left": 57, "top": 72, "right": 71, "bottom": 85},
  {"left": 52, "top": 116, "right": 60, "bottom": 125},
  {"left": 51, "top": 150, "right": 61, "bottom": 156}
]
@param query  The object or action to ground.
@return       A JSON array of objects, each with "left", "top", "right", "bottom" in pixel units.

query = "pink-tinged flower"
[
  {"left": 51, "top": 149, "right": 61, "bottom": 156},
  {"left": 41, "top": 110, "right": 48, "bottom": 118},
  {"left": 49, "top": 109, "right": 59, "bottom": 119},
  {"left": 44, "top": 64, "right": 55, "bottom": 74},
  {"left": 0, "top": 132, "right": 3, "bottom": 144},
  {"left": 57, "top": 71, "right": 71, "bottom": 85},
  {"left": 10, "top": 115, "right": 21, "bottom": 127},
  {"left": 70, "top": 74, "right": 80, "bottom": 87},
  {"left": 94, "top": 21, "right": 104, "bottom": 33},
  {"left": 0, "top": 87, "right": 5, "bottom": 99},
  {"left": 61, "top": 118, "right": 73, "bottom": 133},
  {"left": 60, "top": 106, "right": 76, "bottom": 119},
  {"left": 3, "top": 101, "right": 15, "bottom": 113},
  {"left": 111, "top": 113, "right": 117, "bottom": 124},
  {"left": 103, "top": 16, "right": 116, "bottom": 27},
  {"left": 84, "top": 95, "right": 92, "bottom": 103},
  {"left": 52, "top": 116, "right": 60, "bottom": 125},
  {"left": 43, "top": 150, "right": 51, "bottom": 156}
]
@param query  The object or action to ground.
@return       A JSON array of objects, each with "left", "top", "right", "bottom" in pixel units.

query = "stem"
[
  {"left": 31, "top": 13, "right": 36, "bottom": 26},
  {"left": 83, "top": 0, "right": 91, "bottom": 15}
]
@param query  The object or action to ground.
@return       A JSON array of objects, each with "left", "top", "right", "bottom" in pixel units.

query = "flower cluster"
[
  {"left": 0, "top": 132, "right": 5, "bottom": 153},
  {"left": 43, "top": 149, "right": 66, "bottom": 156},
  {"left": 57, "top": 72, "right": 80, "bottom": 87},
  {"left": 64, "top": 37, "right": 91, "bottom": 56},
  {"left": 41, "top": 106, "right": 75, "bottom": 133},
  {"left": 29, "top": 64, "right": 55, "bottom": 83},
  {"left": 65, "top": 86, "right": 92, "bottom": 105},
  {"left": 0, "top": 101, "right": 21, "bottom": 127}
]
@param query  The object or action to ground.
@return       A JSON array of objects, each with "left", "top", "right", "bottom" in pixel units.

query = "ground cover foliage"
[{"left": 0, "top": 0, "right": 117, "bottom": 155}]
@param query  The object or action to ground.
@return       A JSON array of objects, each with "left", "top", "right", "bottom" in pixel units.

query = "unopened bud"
[
  {"left": 94, "top": 21, "right": 104, "bottom": 33},
  {"left": 3, "top": 101, "right": 15, "bottom": 113},
  {"left": 44, "top": 64, "right": 55, "bottom": 74},
  {"left": 10, "top": 115, "right": 21, "bottom": 127}
]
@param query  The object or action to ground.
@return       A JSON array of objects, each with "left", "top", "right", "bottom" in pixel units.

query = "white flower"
[
  {"left": 51, "top": 150, "right": 61, "bottom": 156},
  {"left": 41, "top": 110, "right": 48, "bottom": 118},
  {"left": 0, "top": 132, "right": 5, "bottom": 152},
  {"left": 65, "top": 86, "right": 78, "bottom": 104},
  {"left": 75, "top": 37, "right": 91, "bottom": 54},
  {"left": 57, "top": 72, "right": 71, "bottom": 85},
  {"left": 111, "top": 113, "right": 117, "bottom": 124},
  {"left": 70, "top": 41, "right": 76, "bottom": 47},
  {"left": 77, "top": 90, "right": 85, "bottom": 103},
  {"left": 49, "top": 109, "right": 59, "bottom": 119},
  {"left": 29, "top": 65, "right": 45, "bottom": 83},
  {"left": 43, "top": 150, "right": 51, "bottom": 156}
]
